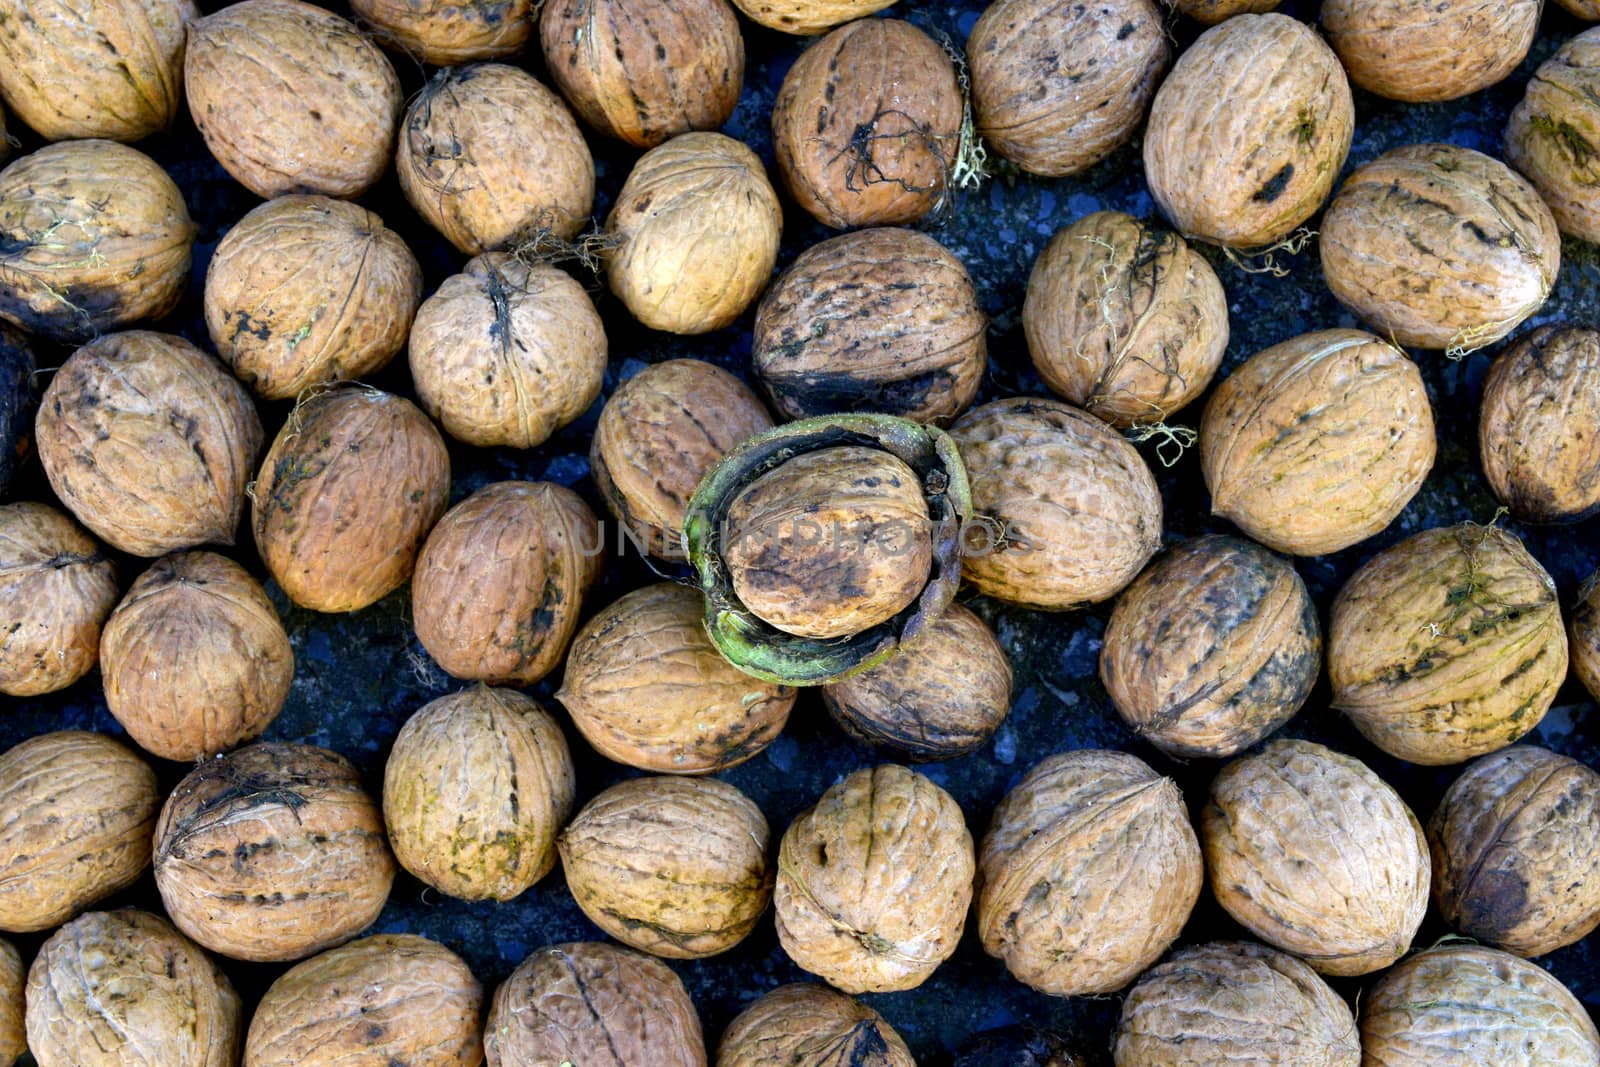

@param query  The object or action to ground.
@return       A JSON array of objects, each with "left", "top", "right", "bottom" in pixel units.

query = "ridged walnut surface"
[
  {"left": 715, "top": 983, "right": 915, "bottom": 1067},
  {"left": 1173, "top": 0, "right": 1279, "bottom": 23},
  {"left": 1577, "top": 572, "right": 1600, "bottom": 703},
  {"left": 1323, "top": 0, "right": 1539, "bottom": 103},
  {"left": 731, "top": 0, "right": 894, "bottom": 34},
  {"left": 353, "top": 0, "right": 533, "bottom": 65},
  {"left": 1507, "top": 28, "right": 1600, "bottom": 244},
  {"left": 0, "top": 939, "right": 19, "bottom": 1067},
  {"left": 0, "top": 502, "right": 117, "bottom": 697}
]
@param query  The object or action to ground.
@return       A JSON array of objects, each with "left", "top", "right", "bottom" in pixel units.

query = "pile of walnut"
[{"left": 3, "top": 0, "right": 1600, "bottom": 1064}]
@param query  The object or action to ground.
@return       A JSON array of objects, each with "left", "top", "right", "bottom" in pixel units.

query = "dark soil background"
[{"left": 7, "top": 1, "right": 1600, "bottom": 1063}]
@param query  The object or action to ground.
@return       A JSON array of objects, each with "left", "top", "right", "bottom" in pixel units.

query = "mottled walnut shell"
[
  {"left": 0, "top": 0, "right": 195, "bottom": 142},
  {"left": 398, "top": 63, "right": 595, "bottom": 254},
  {"left": 716, "top": 984, "right": 914, "bottom": 1067},
  {"left": 772, "top": 19, "right": 961, "bottom": 229},
  {"left": 950, "top": 397, "right": 1162, "bottom": 610},
  {"left": 753, "top": 228, "right": 986, "bottom": 425},
  {"left": 822, "top": 601, "right": 1011, "bottom": 761},
  {"left": 204, "top": 195, "right": 422, "bottom": 401},
  {"left": 152, "top": 742, "right": 395, "bottom": 962},
  {"left": 101, "top": 550, "right": 292, "bottom": 762},
  {"left": 0, "top": 502, "right": 117, "bottom": 697},
  {"left": 353, "top": 0, "right": 532, "bottom": 64},
  {"left": 1023, "top": 211, "right": 1227, "bottom": 427},
  {"left": 0, "top": 140, "right": 194, "bottom": 343},
  {"left": 560, "top": 776, "right": 771, "bottom": 959},
  {"left": 590, "top": 360, "right": 773, "bottom": 561},
  {"left": 412, "top": 481, "right": 603, "bottom": 685},
  {"left": 244, "top": 934, "right": 482, "bottom": 1067},
  {"left": 0, "top": 939, "right": 19, "bottom": 1067},
  {"left": 540, "top": 0, "right": 744, "bottom": 147},
  {"left": 731, "top": 0, "right": 893, "bottom": 34},
  {"left": 485, "top": 942, "right": 706, "bottom": 1067},
  {"left": 723, "top": 446, "right": 933, "bottom": 640},
  {"left": 1577, "top": 573, "right": 1600, "bottom": 703},
  {"left": 409, "top": 253, "right": 606, "bottom": 449},
  {"left": 0, "top": 324, "right": 33, "bottom": 498},
  {"left": 1199, "top": 329, "right": 1435, "bottom": 556},
  {"left": 0, "top": 731, "right": 158, "bottom": 933},
  {"left": 252, "top": 386, "right": 450, "bottom": 614},
  {"left": 969, "top": 0, "right": 1169, "bottom": 177},
  {"left": 1320, "top": 144, "right": 1560, "bottom": 351},
  {"left": 186, "top": 0, "right": 400, "bottom": 198},
  {"left": 1172, "top": 0, "right": 1280, "bottom": 23},
  {"left": 1328, "top": 524, "right": 1568, "bottom": 766},
  {"left": 776, "top": 764, "right": 973, "bottom": 994},
  {"left": 1101, "top": 535, "right": 1319, "bottom": 759},
  {"left": 976, "top": 749, "right": 1201, "bottom": 996},
  {"left": 1113, "top": 941, "right": 1359, "bottom": 1067},
  {"left": 1323, "top": 0, "right": 1539, "bottom": 104},
  {"left": 1429, "top": 746, "right": 1600, "bottom": 958},
  {"left": 558, "top": 582, "right": 794, "bottom": 773},
  {"left": 1202, "top": 740, "right": 1430, "bottom": 976},
  {"left": 383, "top": 686, "right": 575, "bottom": 902},
  {"left": 1479, "top": 326, "right": 1600, "bottom": 524},
  {"left": 1507, "top": 30, "right": 1600, "bottom": 244},
  {"left": 1143, "top": 14, "right": 1353, "bottom": 250},
  {"left": 1361, "top": 946, "right": 1600, "bottom": 1066},
  {"left": 25, "top": 909, "right": 240, "bottom": 1067}
]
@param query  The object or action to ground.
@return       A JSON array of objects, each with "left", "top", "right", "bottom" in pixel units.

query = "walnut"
[{"left": 0, "top": 502, "right": 118, "bottom": 697}]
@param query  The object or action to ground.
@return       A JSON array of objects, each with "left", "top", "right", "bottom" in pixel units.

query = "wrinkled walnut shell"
[
  {"left": 731, "top": 0, "right": 893, "bottom": 34},
  {"left": 1577, "top": 572, "right": 1600, "bottom": 703},
  {"left": 0, "top": 939, "right": 19, "bottom": 1067},
  {"left": 1559, "top": 0, "right": 1600, "bottom": 16},
  {"left": 353, "top": 0, "right": 532, "bottom": 64},
  {"left": 1507, "top": 28, "right": 1600, "bottom": 244},
  {"left": 715, "top": 984, "right": 914, "bottom": 1067},
  {"left": 0, "top": 502, "right": 118, "bottom": 697},
  {"left": 1172, "top": 0, "right": 1280, "bottom": 23},
  {"left": 1323, "top": 0, "right": 1539, "bottom": 104}
]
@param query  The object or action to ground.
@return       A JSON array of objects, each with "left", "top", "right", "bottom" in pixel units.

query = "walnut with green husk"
[
  {"left": 559, "top": 776, "right": 771, "bottom": 959},
  {"left": 1507, "top": 29, "right": 1600, "bottom": 244},
  {"left": 1328, "top": 524, "right": 1567, "bottom": 765},
  {"left": 1577, "top": 572, "right": 1600, "bottom": 703},
  {"left": 0, "top": 502, "right": 118, "bottom": 698},
  {"left": 353, "top": 0, "right": 532, "bottom": 64},
  {"left": 1203, "top": 740, "right": 1429, "bottom": 976},
  {"left": 1323, "top": 0, "right": 1539, "bottom": 103},
  {"left": 383, "top": 686, "right": 575, "bottom": 901},
  {"left": 1101, "top": 535, "right": 1319, "bottom": 759},
  {"left": 715, "top": 984, "right": 914, "bottom": 1067},
  {"left": 1023, "top": 211, "right": 1227, "bottom": 428},
  {"left": 731, "top": 0, "right": 893, "bottom": 33},
  {"left": 0, "top": 938, "right": 18, "bottom": 1067},
  {"left": 0, "top": 731, "right": 158, "bottom": 933},
  {"left": 977, "top": 749, "right": 1201, "bottom": 996},
  {"left": 1199, "top": 329, "right": 1434, "bottom": 556}
]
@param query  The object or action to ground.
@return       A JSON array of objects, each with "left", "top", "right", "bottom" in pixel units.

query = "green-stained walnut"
[
  {"left": 1323, "top": 0, "right": 1539, "bottom": 104},
  {"left": 354, "top": 0, "right": 533, "bottom": 64},
  {"left": 0, "top": 502, "right": 118, "bottom": 698},
  {"left": 383, "top": 686, "right": 575, "bottom": 902},
  {"left": 716, "top": 984, "right": 915, "bottom": 1067},
  {"left": 1507, "top": 29, "right": 1600, "bottom": 244},
  {"left": 684, "top": 413, "right": 971, "bottom": 686},
  {"left": 0, "top": 938, "right": 19, "bottom": 1067},
  {"left": 1577, "top": 571, "right": 1600, "bottom": 703},
  {"left": 559, "top": 776, "right": 771, "bottom": 959},
  {"left": 1328, "top": 524, "right": 1567, "bottom": 766}
]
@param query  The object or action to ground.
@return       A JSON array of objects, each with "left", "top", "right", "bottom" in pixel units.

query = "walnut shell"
[
  {"left": 186, "top": 0, "right": 401, "bottom": 198},
  {"left": 540, "top": 0, "right": 743, "bottom": 147},
  {"left": 1202, "top": 739, "right": 1430, "bottom": 976},
  {"left": 949, "top": 397, "right": 1162, "bottom": 610},
  {"left": 0, "top": 502, "right": 117, "bottom": 697},
  {"left": 776, "top": 764, "right": 972, "bottom": 994},
  {"left": 753, "top": 227, "right": 986, "bottom": 425},
  {"left": 0, "top": 731, "right": 158, "bottom": 933},
  {"left": 1576, "top": 572, "right": 1600, "bottom": 703},
  {"left": 1101, "top": 534, "right": 1319, "bottom": 759},
  {"left": 352, "top": 0, "right": 532, "bottom": 64},
  {"left": 1198, "top": 329, "right": 1435, "bottom": 556},
  {"left": 559, "top": 776, "right": 771, "bottom": 959},
  {"left": 0, "top": 324, "right": 33, "bottom": 498},
  {"left": 152, "top": 742, "right": 395, "bottom": 962},
  {"left": 822, "top": 601, "right": 1011, "bottom": 761},
  {"left": 723, "top": 445, "right": 933, "bottom": 640},
  {"left": 0, "top": 140, "right": 194, "bottom": 343},
  {"left": 1113, "top": 940, "right": 1359, "bottom": 1067},
  {"left": 0, "top": 0, "right": 195, "bottom": 142},
  {"left": 771, "top": 19, "right": 961, "bottom": 229},
  {"left": 590, "top": 360, "right": 774, "bottom": 561},
  {"left": 204, "top": 195, "right": 422, "bottom": 401},
  {"left": 1172, "top": 0, "right": 1280, "bottom": 23},
  {"left": 484, "top": 942, "right": 706, "bottom": 1067},
  {"left": 1143, "top": 14, "right": 1353, "bottom": 250},
  {"left": 976, "top": 749, "right": 1201, "bottom": 996},
  {"left": 1320, "top": 144, "right": 1560, "bottom": 352},
  {"left": 969, "top": 0, "right": 1169, "bottom": 177},
  {"left": 1023, "top": 211, "right": 1227, "bottom": 427},
  {"left": 730, "top": 0, "right": 893, "bottom": 34},
  {"left": 252, "top": 385, "right": 450, "bottom": 614},
  {"left": 101, "top": 550, "right": 291, "bottom": 761},
  {"left": 398, "top": 63, "right": 595, "bottom": 254},
  {"left": 244, "top": 934, "right": 482, "bottom": 1067},
  {"left": 1328, "top": 524, "right": 1568, "bottom": 766},
  {"left": 715, "top": 984, "right": 914, "bottom": 1067},
  {"left": 25, "top": 909, "right": 240, "bottom": 1067},
  {"left": 1506, "top": 29, "right": 1600, "bottom": 244},
  {"left": 409, "top": 253, "right": 606, "bottom": 449},
  {"left": 1323, "top": 0, "right": 1539, "bottom": 104},
  {"left": 606, "top": 132, "right": 781, "bottom": 335},
  {"left": 0, "top": 939, "right": 19, "bottom": 1067},
  {"left": 1559, "top": 0, "right": 1600, "bottom": 16},
  {"left": 1428, "top": 745, "right": 1600, "bottom": 958},
  {"left": 412, "top": 481, "right": 603, "bottom": 685},
  {"left": 1479, "top": 325, "right": 1600, "bottom": 524},
  {"left": 557, "top": 582, "right": 794, "bottom": 773},
  {"left": 383, "top": 686, "right": 575, "bottom": 902},
  {"left": 1360, "top": 946, "right": 1600, "bottom": 1066}
]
